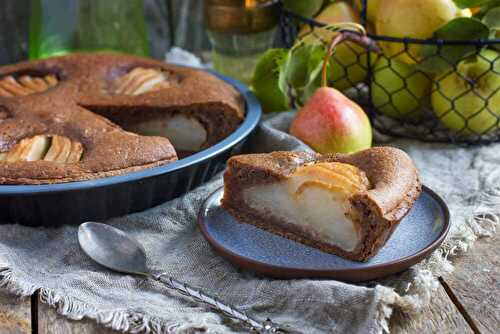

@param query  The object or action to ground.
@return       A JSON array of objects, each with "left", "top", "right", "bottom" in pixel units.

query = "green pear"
[
  {"left": 376, "top": 0, "right": 471, "bottom": 64},
  {"left": 252, "top": 48, "right": 289, "bottom": 113},
  {"left": 298, "top": 1, "right": 369, "bottom": 91},
  {"left": 371, "top": 57, "right": 431, "bottom": 121},
  {"left": 431, "top": 49, "right": 500, "bottom": 135},
  {"left": 282, "top": 0, "right": 324, "bottom": 18}
]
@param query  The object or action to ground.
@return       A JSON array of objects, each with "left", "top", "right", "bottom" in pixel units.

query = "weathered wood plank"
[
  {"left": 37, "top": 299, "right": 118, "bottom": 334},
  {"left": 21, "top": 235, "right": 500, "bottom": 334},
  {"left": 390, "top": 283, "right": 473, "bottom": 334},
  {"left": 0, "top": 291, "right": 31, "bottom": 334},
  {"left": 443, "top": 235, "right": 500, "bottom": 334}
]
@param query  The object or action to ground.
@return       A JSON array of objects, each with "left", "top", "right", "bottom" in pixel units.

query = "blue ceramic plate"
[{"left": 198, "top": 186, "right": 450, "bottom": 282}]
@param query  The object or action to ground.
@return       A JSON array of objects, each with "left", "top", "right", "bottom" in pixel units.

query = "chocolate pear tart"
[
  {"left": 0, "top": 53, "right": 245, "bottom": 184},
  {"left": 222, "top": 147, "right": 422, "bottom": 261}
]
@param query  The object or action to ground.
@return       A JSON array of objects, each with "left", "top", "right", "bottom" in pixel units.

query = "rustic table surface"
[{"left": 0, "top": 235, "right": 498, "bottom": 334}]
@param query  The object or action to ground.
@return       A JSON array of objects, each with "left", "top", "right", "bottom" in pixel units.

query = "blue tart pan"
[{"left": 0, "top": 74, "right": 261, "bottom": 226}]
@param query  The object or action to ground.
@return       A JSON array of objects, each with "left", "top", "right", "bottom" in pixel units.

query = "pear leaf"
[
  {"left": 484, "top": 6, "right": 500, "bottom": 50},
  {"left": 301, "top": 54, "right": 325, "bottom": 105},
  {"left": 278, "top": 52, "right": 294, "bottom": 108},
  {"left": 453, "top": 0, "right": 493, "bottom": 9},
  {"left": 278, "top": 43, "right": 327, "bottom": 107},
  {"left": 252, "top": 48, "right": 290, "bottom": 113},
  {"left": 279, "top": 44, "right": 313, "bottom": 89},
  {"left": 482, "top": 7, "right": 500, "bottom": 29},
  {"left": 278, "top": 45, "right": 310, "bottom": 107},
  {"left": 418, "top": 17, "right": 490, "bottom": 73}
]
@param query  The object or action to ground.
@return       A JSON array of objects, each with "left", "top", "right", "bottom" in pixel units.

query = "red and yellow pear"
[
  {"left": 290, "top": 87, "right": 372, "bottom": 154},
  {"left": 290, "top": 28, "right": 373, "bottom": 154}
]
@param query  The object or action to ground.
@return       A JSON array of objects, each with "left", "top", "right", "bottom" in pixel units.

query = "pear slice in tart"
[
  {"left": 4, "top": 135, "right": 51, "bottom": 162},
  {"left": 290, "top": 162, "right": 369, "bottom": 195},
  {"left": 17, "top": 75, "right": 55, "bottom": 92},
  {"left": 315, "top": 162, "right": 371, "bottom": 188},
  {"left": 112, "top": 67, "right": 172, "bottom": 96},
  {"left": 66, "top": 140, "right": 84, "bottom": 163},
  {"left": 1, "top": 135, "right": 83, "bottom": 164},
  {"left": 0, "top": 74, "right": 58, "bottom": 97},
  {"left": 125, "top": 114, "right": 208, "bottom": 152},
  {"left": 43, "top": 135, "right": 84, "bottom": 163},
  {"left": 222, "top": 147, "right": 422, "bottom": 262},
  {"left": 0, "top": 76, "right": 36, "bottom": 96}
]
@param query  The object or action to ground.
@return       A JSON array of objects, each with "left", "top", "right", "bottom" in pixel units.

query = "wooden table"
[{"left": 1, "top": 236, "right": 498, "bottom": 334}]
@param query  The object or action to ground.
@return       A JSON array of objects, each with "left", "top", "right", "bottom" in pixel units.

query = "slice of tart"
[
  {"left": 222, "top": 147, "right": 422, "bottom": 262},
  {"left": 79, "top": 60, "right": 245, "bottom": 155}
]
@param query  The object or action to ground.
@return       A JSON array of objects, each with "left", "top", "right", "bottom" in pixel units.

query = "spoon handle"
[{"left": 153, "top": 273, "right": 297, "bottom": 333}]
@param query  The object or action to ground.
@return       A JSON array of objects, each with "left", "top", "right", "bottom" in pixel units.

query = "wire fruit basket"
[{"left": 279, "top": 0, "right": 500, "bottom": 144}]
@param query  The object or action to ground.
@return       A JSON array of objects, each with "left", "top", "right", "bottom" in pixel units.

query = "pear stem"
[{"left": 320, "top": 26, "right": 381, "bottom": 88}]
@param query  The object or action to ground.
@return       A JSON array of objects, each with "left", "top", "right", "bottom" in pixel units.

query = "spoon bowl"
[{"left": 78, "top": 222, "right": 149, "bottom": 275}]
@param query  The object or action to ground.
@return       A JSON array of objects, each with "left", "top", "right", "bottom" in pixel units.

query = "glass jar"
[{"left": 205, "top": 0, "right": 280, "bottom": 84}]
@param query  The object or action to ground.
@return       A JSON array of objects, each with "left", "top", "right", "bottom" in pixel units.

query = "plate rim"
[
  {"left": 198, "top": 185, "right": 450, "bottom": 281},
  {"left": 0, "top": 72, "right": 261, "bottom": 195}
]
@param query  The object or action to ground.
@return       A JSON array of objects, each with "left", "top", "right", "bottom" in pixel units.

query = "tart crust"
[
  {"left": 0, "top": 53, "right": 245, "bottom": 184},
  {"left": 222, "top": 147, "right": 422, "bottom": 261}
]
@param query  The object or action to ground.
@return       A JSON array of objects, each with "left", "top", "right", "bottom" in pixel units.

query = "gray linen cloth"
[{"left": 1, "top": 112, "right": 499, "bottom": 334}]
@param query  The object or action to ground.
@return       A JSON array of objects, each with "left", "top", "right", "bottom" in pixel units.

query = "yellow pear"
[
  {"left": 375, "top": 0, "right": 471, "bottom": 64},
  {"left": 431, "top": 50, "right": 500, "bottom": 135},
  {"left": 298, "top": 1, "right": 369, "bottom": 91},
  {"left": 371, "top": 56, "right": 431, "bottom": 121}
]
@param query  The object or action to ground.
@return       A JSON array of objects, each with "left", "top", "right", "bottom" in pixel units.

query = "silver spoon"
[{"left": 78, "top": 222, "right": 297, "bottom": 334}]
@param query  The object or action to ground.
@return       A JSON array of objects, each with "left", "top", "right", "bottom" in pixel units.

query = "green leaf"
[
  {"left": 453, "top": 0, "right": 493, "bottom": 9},
  {"left": 278, "top": 52, "right": 294, "bottom": 107},
  {"left": 418, "top": 17, "right": 490, "bottom": 73},
  {"left": 300, "top": 55, "right": 325, "bottom": 105},
  {"left": 278, "top": 43, "right": 328, "bottom": 107},
  {"left": 483, "top": 7, "right": 500, "bottom": 29}
]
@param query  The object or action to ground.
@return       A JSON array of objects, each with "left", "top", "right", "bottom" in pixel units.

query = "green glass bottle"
[{"left": 29, "top": 0, "right": 149, "bottom": 59}]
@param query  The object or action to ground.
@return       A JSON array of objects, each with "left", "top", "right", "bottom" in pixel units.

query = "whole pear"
[
  {"left": 432, "top": 49, "right": 500, "bottom": 135},
  {"left": 371, "top": 57, "right": 431, "bottom": 121},
  {"left": 282, "top": 0, "right": 324, "bottom": 18},
  {"left": 376, "top": 0, "right": 471, "bottom": 64},
  {"left": 252, "top": 48, "right": 289, "bottom": 113},
  {"left": 298, "top": 2, "right": 369, "bottom": 91},
  {"left": 290, "top": 87, "right": 372, "bottom": 153}
]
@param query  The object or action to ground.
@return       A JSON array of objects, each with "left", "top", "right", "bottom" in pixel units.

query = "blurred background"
[
  {"left": 0, "top": 0, "right": 210, "bottom": 64},
  {"left": 1, "top": 0, "right": 498, "bottom": 144}
]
